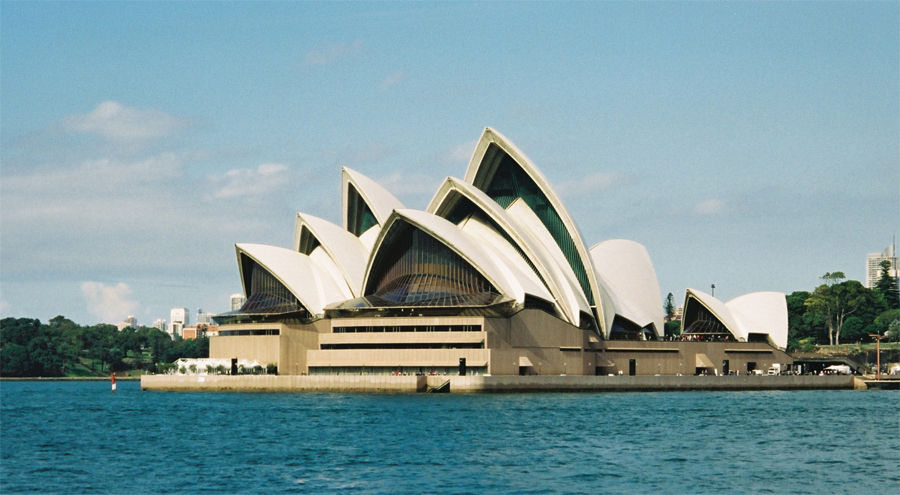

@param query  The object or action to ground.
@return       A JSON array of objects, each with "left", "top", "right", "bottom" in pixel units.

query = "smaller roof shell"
[
  {"left": 293, "top": 213, "right": 369, "bottom": 298},
  {"left": 235, "top": 243, "right": 347, "bottom": 317},
  {"left": 681, "top": 289, "right": 788, "bottom": 348},
  {"left": 590, "top": 239, "right": 664, "bottom": 338},
  {"left": 682, "top": 289, "right": 747, "bottom": 342},
  {"left": 341, "top": 167, "right": 405, "bottom": 232},
  {"left": 727, "top": 291, "right": 788, "bottom": 349}
]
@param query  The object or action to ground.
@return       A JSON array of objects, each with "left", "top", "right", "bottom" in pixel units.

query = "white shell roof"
[
  {"left": 505, "top": 197, "right": 594, "bottom": 328},
  {"left": 590, "top": 239, "right": 664, "bottom": 338},
  {"left": 235, "top": 243, "right": 347, "bottom": 317},
  {"left": 683, "top": 289, "right": 789, "bottom": 348},
  {"left": 462, "top": 127, "right": 605, "bottom": 332},
  {"left": 727, "top": 292, "right": 788, "bottom": 349},
  {"left": 293, "top": 213, "right": 369, "bottom": 298},
  {"left": 427, "top": 177, "right": 583, "bottom": 325},
  {"left": 365, "top": 209, "right": 552, "bottom": 305},
  {"left": 341, "top": 167, "right": 405, "bottom": 230},
  {"left": 683, "top": 289, "right": 747, "bottom": 342}
]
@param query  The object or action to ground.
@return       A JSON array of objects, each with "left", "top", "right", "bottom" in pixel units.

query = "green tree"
[
  {"left": 874, "top": 309, "right": 900, "bottom": 341},
  {"left": 875, "top": 260, "right": 900, "bottom": 310},
  {"left": 806, "top": 275, "right": 881, "bottom": 345},
  {"left": 664, "top": 320, "right": 681, "bottom": 339},
  {"left": 1, "top": 344, "right": 31, "bottom": 376},
  {"left": 664, "top": 293, "right": 676, "bottom": 320},
  {"left": 786, "top": 291, "right": 813, "bottom": 349}
]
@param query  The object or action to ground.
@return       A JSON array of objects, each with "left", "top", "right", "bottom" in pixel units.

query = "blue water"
[{"left": 1, "top": 381, "right": 897, "bottom": 494}]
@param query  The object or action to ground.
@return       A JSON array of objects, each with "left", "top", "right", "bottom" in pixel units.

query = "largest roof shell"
[
  {"left": 427, "top": 177, "right": 590, "bottom": 325},
  {"left": 463, "top": 127, "right": 605, "bottom": 332}
]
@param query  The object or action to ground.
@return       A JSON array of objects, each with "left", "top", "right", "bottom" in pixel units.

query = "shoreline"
[
  {"left": 139, "top": 373, "right": 861, "bottom": 393},
  {"left": 1, "top": 376, "right": 142, "bottom": 381}
]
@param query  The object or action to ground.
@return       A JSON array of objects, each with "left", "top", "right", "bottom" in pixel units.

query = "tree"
[
  {"left": 805, "top": 272, "right": 845, "bottom": 346},
  {"left": 786, "top": 291, "right": 813, "bottom": 349},
  {"left": 805, "top": 274, "right": 881, "bottom": 345},
  {"left": 874, "top": 309, "right": 900, "bottom": 341},
  {"left": 664, "top": 320, "right": 681, "bottom": 339},
  {"left": 875, "top": 260, "right": 900, "bottom": 310},
  {"left": 664, "top": 293, "right": 676, "bottom": 320}
]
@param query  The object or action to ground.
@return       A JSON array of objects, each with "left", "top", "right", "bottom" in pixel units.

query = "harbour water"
[{"left": 1, "top": 381, "right": 897, "bottom": 494}]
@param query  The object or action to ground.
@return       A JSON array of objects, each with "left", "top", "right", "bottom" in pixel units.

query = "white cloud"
[
  {"left": 694, "top": 199, "right": 726, "bottom": 215},
  {"left": 556, "top": 172, "right": 625, "bottom": 197},
  {"left": 379, "top": 71, "right": 408, "bottom": 92},
  {"left": 212, "top": 163, "right": 290, "bottom": 199},
  {"left": 81, "top": 282, "right": 139, "bottom": 324},
  {"left": 302, "top": 39, "right": 364, "bottom": 66},
  {"left": 60, "top": 101, "right": 190, "bottom": 141}
]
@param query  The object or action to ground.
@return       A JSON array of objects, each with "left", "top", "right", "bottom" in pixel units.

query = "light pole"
[
  {"left": 869, "top": 334, "right": 883, "bottom": 381},
  {"left": 711, "top": 284, "right": 716, "bottom": 297}
]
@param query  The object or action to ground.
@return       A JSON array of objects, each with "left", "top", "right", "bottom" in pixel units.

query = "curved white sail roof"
[
  {"left": 427, "top": 177, "right": 586, "bottom": 325},
  {"left": 341, "top": 167, "right": 405, "bottom": 251},
  {"left": 727, "top": 292, "right": 788, "bottom": 349},
  {"left": 682, "top": 289, "right": 788, "bottom": 348},
  {"left": 235, "top": 243, "right": 347, "bottom": 317},
  {"left": 590, "top": 239, "right": 664, "bottom": 338},
  {"left": 462, "top": 127, "right": 605, "bottom": 332},
  {"left": 682, "top": 289, "right": 747, "bottom": 342},
  {"left": 364, "top": 209, "right": 552, "bottom": 305},
  {"left": 293, "top": 213, "right": 368, "bottom": 298}
]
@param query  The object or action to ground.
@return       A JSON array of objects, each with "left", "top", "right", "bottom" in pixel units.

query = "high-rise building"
[
  {"left": 197, "top": 309, "right": 215, "bottom": 325},
  {"left": 866, "top": 241, "right": 898, "bottom": 289},
  {"left": 170, "top": 307, "right": 189, "bottom": 339},
  {"left": 153, "top": 319, "right": 167, "bottom": 332},
  {"left": 117, "top": 315, "right": 138, "bottom": 331},
  {"left": 230, "top": 293, "right": 246, "bottom": 311}
]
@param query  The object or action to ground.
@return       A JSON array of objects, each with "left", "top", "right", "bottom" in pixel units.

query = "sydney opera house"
[{"left": 212, "top": 128, "right": 792, "bottom": 376}]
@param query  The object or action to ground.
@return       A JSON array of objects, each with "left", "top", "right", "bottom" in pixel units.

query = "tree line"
[
  {"left": 788, "top": 261, "right": 900, "bottom": 351},
  {"left": 0, "top": 315, "right": 209, "bottom": 377}
]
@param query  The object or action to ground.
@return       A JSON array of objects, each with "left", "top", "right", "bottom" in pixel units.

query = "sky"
[{"left": 1, "top": 1, "right": 898, "bottom": 327}]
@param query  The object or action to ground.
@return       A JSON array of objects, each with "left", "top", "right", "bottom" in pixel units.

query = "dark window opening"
[{"left": 347, "top": 184, "right": 378, "bottom": 237}]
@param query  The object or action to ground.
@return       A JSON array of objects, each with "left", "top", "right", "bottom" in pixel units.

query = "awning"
[
  {"left": 519, "top": 356, "right": 534, "bottom": 367},
  {"left": 695, "top": 353, "right": 715, "bottom": 368}
]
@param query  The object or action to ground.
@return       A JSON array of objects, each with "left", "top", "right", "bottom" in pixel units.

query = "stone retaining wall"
[{"left": 142, "top": 374, "right": 855, "bottom": 393}]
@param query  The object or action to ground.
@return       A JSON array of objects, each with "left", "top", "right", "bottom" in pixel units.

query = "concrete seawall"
[{"left": 142, "top": 374, "right": 856, "bottom": 393}]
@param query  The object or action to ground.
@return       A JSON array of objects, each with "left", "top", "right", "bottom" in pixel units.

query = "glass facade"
[
  {"left": 347, "top": 184, "right": 378, "bottom": 237},
  {"left": 238, "top": 254, "right": 310, "bottom": 316},
  {"left": 682, "top": 297, "right": 736, "bottom": 341},
  {"left": 296, "top": 225, "right": 321, "bottom": 255},
  {"left": 365, "top": 222, "right": 501, "bottom": 307},
  {"left": 480, "top": 144, "right": 595, "bottom": 306}
]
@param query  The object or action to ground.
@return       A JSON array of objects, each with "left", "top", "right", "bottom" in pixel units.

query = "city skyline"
[{"left": 1, "top": 2, "right": 897, "bottom": 325}]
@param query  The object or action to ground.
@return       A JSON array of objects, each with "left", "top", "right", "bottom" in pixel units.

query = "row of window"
[
  {"left": 219, "top": 329, "right": 280, "bottom": 336},
  {"left": 334, "top": 325, "right": 481, "bottom": 333},
  {"left": 320, "top": 342, "right": 484, "bottom": 350}
]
